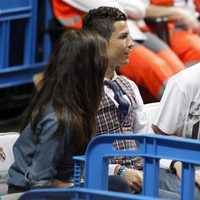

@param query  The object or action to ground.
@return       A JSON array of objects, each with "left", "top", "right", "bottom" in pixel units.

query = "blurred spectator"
[{"left": 145, "top": 0, "right": 200, "bottom": 66}]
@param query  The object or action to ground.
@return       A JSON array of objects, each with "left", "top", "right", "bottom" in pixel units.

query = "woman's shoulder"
[
  {"left": 38, "top": 104, "right": 72, "bottom": 137},
  {"left": 42, "top": 104, "right": 71, "bottom": 123}
]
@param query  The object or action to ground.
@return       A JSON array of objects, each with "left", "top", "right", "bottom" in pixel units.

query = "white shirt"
[{"left": 153, "top": 63, "right": 200, "bottom": 139}]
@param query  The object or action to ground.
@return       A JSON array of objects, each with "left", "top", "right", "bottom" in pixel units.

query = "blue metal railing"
[{"left": 0, "top": 0, "right": 52, "bottom": 88}]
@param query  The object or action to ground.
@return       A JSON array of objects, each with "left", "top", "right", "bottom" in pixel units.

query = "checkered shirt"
[{"left": 96, "top": 76, "right": 143, "bottom": 169}]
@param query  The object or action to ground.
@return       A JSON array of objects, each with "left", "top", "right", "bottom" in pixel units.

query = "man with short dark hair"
[{"left": 83, "top": 6, "right": 179, "bottom": 199}]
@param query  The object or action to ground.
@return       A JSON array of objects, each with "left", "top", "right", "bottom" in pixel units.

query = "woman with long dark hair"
[{"left": 7, "top": 29, "right": 108, "bottom": 193}]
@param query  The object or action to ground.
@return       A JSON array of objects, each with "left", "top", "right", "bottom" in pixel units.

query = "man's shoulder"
[
  {"left": 172, "top": 63, "right": 200, "bottom": 80},
  {"left": 168, "top": 64, "right": 200, "bottom": 90}
]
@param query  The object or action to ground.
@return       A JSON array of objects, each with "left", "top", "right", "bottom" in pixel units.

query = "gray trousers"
[{"left": 160, "top": 168, "right": 200, "bottom": 200}]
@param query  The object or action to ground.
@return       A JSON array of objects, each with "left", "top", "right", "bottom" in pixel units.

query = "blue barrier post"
[{"left": 83, "top": 134, "right": 200, "bottom": 199}]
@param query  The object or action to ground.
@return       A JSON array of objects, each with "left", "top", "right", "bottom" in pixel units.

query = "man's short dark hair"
[{"left": 83, "top": 6, "right": 127, "bottom": 41}]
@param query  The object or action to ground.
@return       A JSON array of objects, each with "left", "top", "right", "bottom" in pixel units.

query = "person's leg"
[
  {"left": 170, "top": 30, "right": 200, "bottom": 66},
  {"left": 160, "top": 168, "right": 200, "bottom": 200},
  {"left": 142, "top": 31, "right": 185, "bottom": 74},
  {"left": 159, "top": 168, "right": 181, "bottom": 193},
  {"left": 194, "top": 187, "right": 200, "bottom": 200},
  {"left": 119, "top": 44, "right": 172, "bottom": 100},
  {"left": 157, "top": 49, "right": 185, "bottom": 73},
  {"left": 159, "top": 189, "right": 180, "bottom": 200}
]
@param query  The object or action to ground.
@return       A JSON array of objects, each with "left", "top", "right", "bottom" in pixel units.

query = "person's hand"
[
  {"left": 0, "top": 147, "right": 6, "bottom": 162},
  {"left": 51, "top": 179, "right": 74, "bottom": 188},
  {"left": 176, "top": 8, "right": 200, "bottom": 33},
  {"left": 123, "top": 169, "right": 143, "bottom": 193},
  {"left": 195, "top": 170, "right": 200, "bottom": 186},
  {"left": 174, "top": 161, "right": 200, "bottom": 186},
  {"left": 181, "top": 15, "right": 200, "bottom": 33},
  {"left": 173, "top": 161, "right": 182, "bottom": 180}
]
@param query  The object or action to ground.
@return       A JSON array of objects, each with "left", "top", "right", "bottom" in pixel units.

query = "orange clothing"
[
  {"left": 51, "top": 0, "right": 84, "bottom": 28},
  {"left": 194, "top": 0, "right": 200, "bottom": 12},
  {"left": 150, "top": 0, "right": 200, "bottom": 65},
  {"left": 170, "top": 30, "right": 200, "bottom": 64},
  {"left": 151, "top": 0, "right": 173, "bottom": 6},
  {"left": 119, "top": 45, "right": 184, "bottom": 101}
]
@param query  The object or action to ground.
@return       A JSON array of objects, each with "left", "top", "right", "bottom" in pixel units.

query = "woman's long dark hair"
[{"left": 21, "top": 29, "right": 108, "bottom": 154}]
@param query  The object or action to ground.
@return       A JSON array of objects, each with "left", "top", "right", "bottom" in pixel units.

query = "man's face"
[{"left": 107, "top": 21, "right": 133, "bottom": 68}]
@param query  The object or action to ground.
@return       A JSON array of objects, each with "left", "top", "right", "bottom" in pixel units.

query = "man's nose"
[{"left": 128, "top": 36, "right": 134, "bottom": 49}]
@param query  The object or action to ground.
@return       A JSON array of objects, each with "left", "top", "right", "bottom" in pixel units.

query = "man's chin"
[
  {"left": 112, "top": 60, "right": 129, "bottom": 68},
  {"left": 120, "top": 60, "right": 129, "bottom": 67}
]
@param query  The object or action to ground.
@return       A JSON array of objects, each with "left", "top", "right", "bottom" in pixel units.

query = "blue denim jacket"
[{"left": 8, "top": 105, "right": 76, "bottom": 188}]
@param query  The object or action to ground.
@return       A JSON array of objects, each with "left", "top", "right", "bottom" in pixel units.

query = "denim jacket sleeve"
[{"left": 25, "top": 111, "right": 67, "bottom": 188}]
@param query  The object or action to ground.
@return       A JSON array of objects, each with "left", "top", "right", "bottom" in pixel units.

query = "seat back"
[{"left": 0, "top": 132, "right": 19, "bottom": 195}]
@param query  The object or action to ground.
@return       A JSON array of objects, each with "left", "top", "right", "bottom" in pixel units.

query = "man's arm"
[
  {"left": 152, "top": 124, "right": 168, "bottom": 135},
  {"left": 116, "top": 0, "right": 147, "bottom": 19},
  {"left": 171, "top": 161, "right": 200, "bottom": 186},
  {"left": 146, "top": 4, "right": 185, "bottom": 20},
  {"left": 51, "top": 179, "right": 74, "bottom": 188},
  {"left": 153, "top": 122, "right": 200, "bottom": 186},
  {"left": 152, "top": 124, "right": 177, "bottom": 136},
  {"left": 146, "top": 4, "right": 200, "bottom": 33}
]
